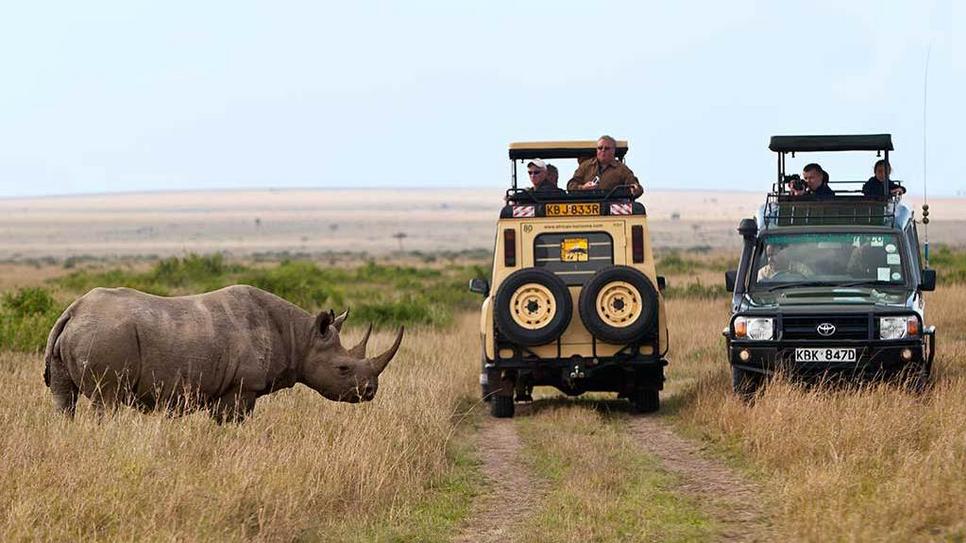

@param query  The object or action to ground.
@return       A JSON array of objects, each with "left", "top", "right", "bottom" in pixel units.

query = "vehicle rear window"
[{"left": 533, "top": 232, "right": 613, "bottom": 286}]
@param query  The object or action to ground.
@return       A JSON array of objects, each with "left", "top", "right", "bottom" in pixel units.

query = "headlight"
[
  {"left": 734, "top": 317, "right": 774, "bottom": 340},
  {"left": 879, "top": 316, "right": 919, "bottom": 340}
]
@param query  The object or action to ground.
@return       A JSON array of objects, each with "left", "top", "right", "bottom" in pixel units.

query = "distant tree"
[{"left": 393, "top": 232, "right": 408, "bottom": 251}]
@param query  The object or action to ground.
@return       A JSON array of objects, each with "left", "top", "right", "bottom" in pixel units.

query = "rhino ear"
[
  {"left": 314, "top": 310, "right": 334, "bottom": 336},
  {"left": 333, "top": 309, "right": 350, "bottom": 332}
]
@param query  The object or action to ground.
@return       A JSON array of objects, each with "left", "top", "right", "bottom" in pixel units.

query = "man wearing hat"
[{"left": 526, "top": 159, "right": 564, "bottom": 194}]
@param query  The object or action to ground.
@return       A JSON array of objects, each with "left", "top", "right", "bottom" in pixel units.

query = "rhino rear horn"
[
  {"left": 348, "top": 323, "right": 372, "bottom": 358},
  {"left": 370, "top": 327, "right": 404, "bottom": 374},
  {"left": 333, "top": 309, "right": 350, "bottom": 332}
]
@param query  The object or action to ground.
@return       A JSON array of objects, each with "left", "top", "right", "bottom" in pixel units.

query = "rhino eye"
[{"left": 337, "top": 365, "right": 351, "bottom": 375}]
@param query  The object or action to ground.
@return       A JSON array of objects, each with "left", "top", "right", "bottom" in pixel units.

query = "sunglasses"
[
  {"left": 528, "top": 170, "right": 543, "bottom": 175},
  {"left": 597, "top": 146, "right": 614, "bottom": 151}
]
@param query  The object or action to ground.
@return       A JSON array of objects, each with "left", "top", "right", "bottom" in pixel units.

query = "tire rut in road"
[
  {"left": 628, "top": 416, "right": 769, "bottom": 542},
  {"left": 453, "top": 414, "right": 545, "bottom": 543}
]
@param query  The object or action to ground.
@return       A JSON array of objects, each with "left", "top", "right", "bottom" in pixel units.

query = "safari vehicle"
[
  {"left": 723, "top": 134, "right": 937, "bottom": 396},
  {"left": 469, "top": 141, "right": 669, "bottom": 418}
]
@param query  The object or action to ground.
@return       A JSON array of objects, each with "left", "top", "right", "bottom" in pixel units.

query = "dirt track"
[
  {"left": 628, "top": 416, "right": 769, "bottom": 542},
  {"left": 453, "top": 418, "right": 546, "bottom": 543}
]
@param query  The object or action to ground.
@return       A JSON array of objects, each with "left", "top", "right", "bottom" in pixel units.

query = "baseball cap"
[{"left": 526, "top": 158, "right": 547, "bottom": 170}]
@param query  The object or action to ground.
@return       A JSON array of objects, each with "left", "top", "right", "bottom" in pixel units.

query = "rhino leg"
[
  {"left": 48, "top": 357, "right": 78, "bottom": 418},
  {"left": 210, "top": 388, "right": 257, "bottom": 424}
]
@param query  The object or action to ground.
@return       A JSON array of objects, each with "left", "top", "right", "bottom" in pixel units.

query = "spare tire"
[
  {"left": 494, "top": 269, "right": 573, "bottom": 346},
  {"left": 578, "top": 266, "right": 659, "bottom": 344}
]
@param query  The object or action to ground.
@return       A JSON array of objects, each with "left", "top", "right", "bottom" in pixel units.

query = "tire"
[
  {"left": 490, "top": 395, "right": 515, "bottom": 418},
  {"left": 494, "top": 269, "right": 573, "bottom": 346},
  {"left": 732, "top": 365, "right": 763, "bottom": 400},
  {"left": 630, "top": 388, "right": 660, "bottom": 413},
  {"left": 578, "top": 266, "right": 659, "bottom": 344}
]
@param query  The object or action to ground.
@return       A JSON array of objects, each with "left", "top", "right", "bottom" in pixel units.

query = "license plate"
[
  {"left": 560, "top": 238, "right": 589, "bottom": 262},
  {"left": 795, "top": 348, "right": 856, "bottom": 362},
  {"left": 545, "top": 203, "right": 600, "bottom": 216}
]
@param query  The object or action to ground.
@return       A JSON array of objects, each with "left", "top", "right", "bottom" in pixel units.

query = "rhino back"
[{"left": 59, "top": 285, "right": 291, "bottom": 402}]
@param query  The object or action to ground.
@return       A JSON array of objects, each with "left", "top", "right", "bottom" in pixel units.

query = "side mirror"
[
  {"left": 657, "top": 276, "right": 667, "bottom": 292},
  {"left": 919, "top": 269, "right": 936, "bottom": 292},
  {"left": 725, "top": 270, "right": 737, "bottom": 292},
  {"left": 469, "top": 278, "right": 490, "bottom": 296}
]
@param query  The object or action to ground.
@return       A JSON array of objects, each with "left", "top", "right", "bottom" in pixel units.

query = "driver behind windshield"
[
  {"left": 566, "top": 135, "right": 643, "bottom": 199},
  {"left": 757, "top": 244, "right": 814, "bottom": 281}
]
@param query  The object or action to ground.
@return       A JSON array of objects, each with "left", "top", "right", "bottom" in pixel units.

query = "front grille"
[
  {"left": 781, "top": 315, "right": 870, "bottom": 340},
  {"left": 533, "top": 232, "right": 613, "bottom": 286}
]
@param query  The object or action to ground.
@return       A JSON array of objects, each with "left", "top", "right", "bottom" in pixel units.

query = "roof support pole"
[{"left": 883, "top": 149, "right": 890, "bottom": 198}]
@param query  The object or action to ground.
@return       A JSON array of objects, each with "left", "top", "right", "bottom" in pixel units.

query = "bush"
[
  {"left": 0, "top": 287, "right": 64, "bottom": 352},
  {"left": 2, "top": 287, "right": 55, "bottom": 317}
]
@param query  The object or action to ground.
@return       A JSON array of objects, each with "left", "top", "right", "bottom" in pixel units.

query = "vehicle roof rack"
[
  {"left": 508, "top": 140, "right": 628, "bottom": 160},
  {"left": 761, "top": 193, "right": 902, "bottom": 228},
  {"left": 769, "top": 134, "right": 893, "bottom": 153}
]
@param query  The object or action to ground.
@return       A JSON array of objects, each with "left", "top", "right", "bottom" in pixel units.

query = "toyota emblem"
[{"left": 816, "top": 322, "right": 836, "bottom": 336}]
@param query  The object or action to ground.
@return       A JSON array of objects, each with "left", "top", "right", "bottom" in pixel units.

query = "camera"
[{"left": 784, "top": 174, "right": 805, "bottom": 192}]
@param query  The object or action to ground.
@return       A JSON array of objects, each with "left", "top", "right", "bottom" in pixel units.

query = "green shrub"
[
  {"left": 2, "top": 287, "right": 55, "bottom": 317},
  {"left": 354, "top": 297, "right": 440, "bottom": 328},
  {"left": 0, "top": 287, "right": 64, "bottom": 352},
  {"left": 664, "top": 280, "right": 727, "bottom": 300}
]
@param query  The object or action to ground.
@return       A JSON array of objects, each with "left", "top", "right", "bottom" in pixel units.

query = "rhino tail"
[{"left": 43, "top": 304, "right": 75, "bottom": 388}]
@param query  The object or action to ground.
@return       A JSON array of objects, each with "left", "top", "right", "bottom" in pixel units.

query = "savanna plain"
[{"left": 1, "top": 190, "right": 965, "bottom": 542}]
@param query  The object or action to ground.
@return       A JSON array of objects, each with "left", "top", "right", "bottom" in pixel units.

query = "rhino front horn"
[
  {"left": 370, "top": 327, "right": 404, "bottom": 373},
  {"left": 348, "top": 323, "right": 372, "bottom": 358}
]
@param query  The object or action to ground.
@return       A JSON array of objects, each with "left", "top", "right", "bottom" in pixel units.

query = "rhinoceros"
[{"left": 43, "top": 285, "right": 403, "bottom": 422}]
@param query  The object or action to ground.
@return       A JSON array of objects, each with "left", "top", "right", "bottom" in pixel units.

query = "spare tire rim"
[
  {"left": 509, "top": 283, "right": 556, "bottom": 330},
  {"left": 596, "top": 281, "right": 642, "bottom": 328}
]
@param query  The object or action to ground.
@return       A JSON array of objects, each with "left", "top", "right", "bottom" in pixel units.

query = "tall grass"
[
  {"left": 0, "top": 317, "right": 480, "bottom": 540},
  {"left": 666, "top": 287, "right": 966, "bottom": 541}
]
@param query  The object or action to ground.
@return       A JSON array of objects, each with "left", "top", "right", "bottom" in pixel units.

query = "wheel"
[
  {"left": 732, "top": 365, "right": 763, "bottom": 400},
  {"left": 630, "top": 389, "right": 659, "bottom": 413},
  {"left": 578, "top": 266, "right": 659, "bottom": 343},
  {"left": 490, "top": 394, "right": 515, "bottom": 418},
  {"left": 494, "top": 269, "right": 572, "bottom": 346}
]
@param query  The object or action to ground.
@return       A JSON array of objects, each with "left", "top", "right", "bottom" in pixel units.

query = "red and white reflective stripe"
[
  {"left": 512, "top": 205, "right": 536, "bottom": 218},
  {"left": 610, "top": 203, "right": 632, "bottom": 215}
]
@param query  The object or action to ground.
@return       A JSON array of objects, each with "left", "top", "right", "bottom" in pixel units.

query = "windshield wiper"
[
  {"left": 762, "top": 281, "right": 831, "bottom": 292},
  {"left": 834, "top": 280, "right": 901, "bottom": 289}
]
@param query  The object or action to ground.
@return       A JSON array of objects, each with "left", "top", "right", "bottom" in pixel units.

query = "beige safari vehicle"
[{"left": 469, "top": 141, "right": 670, "bottom": 418}]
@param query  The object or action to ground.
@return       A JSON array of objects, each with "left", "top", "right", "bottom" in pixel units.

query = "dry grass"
[
  {"left": 515, "top": 402, "right": 714, "bottom": 543},
  {"left": 668, "top": 286, "right": 966, "bottom": 541},
  {"left": 0, "top": 317, "right": 480, "bottom": 541}
]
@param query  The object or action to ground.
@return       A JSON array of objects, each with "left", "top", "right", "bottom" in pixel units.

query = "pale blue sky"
[{"left": 1, "top": 1, "right": 963, "bottom": 198}]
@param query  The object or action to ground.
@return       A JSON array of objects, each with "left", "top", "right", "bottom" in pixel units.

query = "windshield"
[{"left": 751, "top": 233, "right": 906, "bottom": 289}]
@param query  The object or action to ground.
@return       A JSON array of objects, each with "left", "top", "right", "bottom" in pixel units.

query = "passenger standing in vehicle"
[
  {"left": 788, "top": 163, "right": 834, "bottom": 200},
  {"left": 862, "top": 160, "right": 906, "bottom": 198},
  {"left": 526, "top": 159, "right": 564, "bottom": 193},
  {"left": 567, "top": 135, "right": 643, "bottom": 199}
]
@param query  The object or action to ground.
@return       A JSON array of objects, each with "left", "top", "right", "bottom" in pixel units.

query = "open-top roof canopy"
[
  {"left": 508, "top": 140, "right": 629, "bottom": 160},
  {"left": 769, "top": 134, "right": 893, "bottom": 153}
]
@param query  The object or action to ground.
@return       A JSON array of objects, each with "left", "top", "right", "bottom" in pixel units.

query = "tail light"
[
  {"left": 504, "top": 229, "right": 516, "bottom": 267},
  {"left": 631, "top": 225, "right": 644, "bottom": 263}
]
